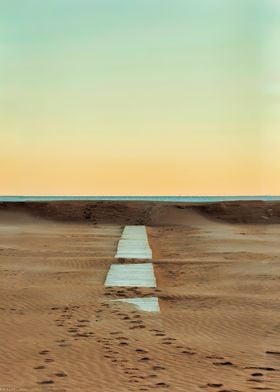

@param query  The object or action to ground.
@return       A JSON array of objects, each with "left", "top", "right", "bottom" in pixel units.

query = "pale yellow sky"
[{"left": 0, "top": 0, "right": 278, "bottom": 195}]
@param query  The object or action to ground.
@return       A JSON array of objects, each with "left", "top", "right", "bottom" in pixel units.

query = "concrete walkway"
[
  {"left": 104, "top": 225, "right": 159, "bottom": 312},
  {"left": 115, "top": 225, "right": 152, "bottom": 259},
  {"left": 105, "top": 263, "right": 156, "bottom": 287},
  {"left": 113, "top": 297, "right": 160, "bottom": 312}
]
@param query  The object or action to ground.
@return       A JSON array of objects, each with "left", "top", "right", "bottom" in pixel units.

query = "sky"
[{"left": 0, "top": 0, "right": 278, "bottom": 195}]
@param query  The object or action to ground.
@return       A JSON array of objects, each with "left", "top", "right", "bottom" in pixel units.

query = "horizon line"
[{"left": 1, "top": 195, "right": 280, "bottom": 198}]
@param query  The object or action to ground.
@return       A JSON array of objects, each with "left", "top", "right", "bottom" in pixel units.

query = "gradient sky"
[{"left": 0, "top": 0, "right": 278, "bottom": 195}]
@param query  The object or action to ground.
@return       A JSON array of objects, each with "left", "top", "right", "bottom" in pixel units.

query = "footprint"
[
  {"left": 37, "top": 380, "right": 54, "bottom": 385},
  {"left": 245, "top": 367, "right": 276, "bottom": 372},
  {"left": 155, "top": 382, "right": 169, "bottom": 388},
  {"left": 152, "top": 366, "right": 166, "bottom": 371},
  {"left": 44, "top": 358, "right": 54, "bottom": 363},
  {"left": 182, "top": 350, "right": 196, "bottom": 355},
  {"left": 213, "top": 361, "right": 235, "bottom": 367},
  {"left": 55, "top": 371, "right": 67, "bottom": 377},
  {"left": 266, "top": 351, "right": 280, "bottom": 356}
]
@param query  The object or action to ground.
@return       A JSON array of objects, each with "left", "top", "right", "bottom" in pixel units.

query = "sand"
[{"left": 0, "top": 201, "right": 279, "bottom": 391}]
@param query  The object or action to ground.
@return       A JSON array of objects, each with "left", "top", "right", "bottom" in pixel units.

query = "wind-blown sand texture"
[{"left": 0, "top": 200, "right": 280, "bottom": 391}]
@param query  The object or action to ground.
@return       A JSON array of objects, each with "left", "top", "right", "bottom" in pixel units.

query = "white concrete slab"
[
  {"left": 121, "top": 227, "right": 149, "bottom": 240},
  {"left": 104, "top": 263, "right": 156, "bottom": 287},
  {"left": 116, "top": 252, "right": 152, "bottom": 259},
  {"left": 115, "top": 225, "right": 152, "bottom": 259},
  {"left": 118, "top": 240, "right": 150, "bottom": 248},
  {"left": 112, "top": 297, "right": 160, "bottom": 312}
]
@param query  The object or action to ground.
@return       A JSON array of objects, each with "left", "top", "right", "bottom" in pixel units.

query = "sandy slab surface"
[
  {"left": 112, "top": 297, "right": 160, "bottom": 312},
  {"left": 105, "top": 264, "right": 156, "bottom": 287},
  {"left": 0, "top": 203, "right": 280, "bottom": 391}
]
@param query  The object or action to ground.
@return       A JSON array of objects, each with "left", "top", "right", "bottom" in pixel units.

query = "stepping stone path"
[
  {"left": 115, "top": 225, "right": 152, "bottom": 259},
  {"left": 105, "top": 225, "right": 159, "bottom": 312},
  {"left": 112, "top": 297, "right": 160, "bottom": 312},
  {"left": 105, "top": 263, "right": 156, "bottom": 287}
]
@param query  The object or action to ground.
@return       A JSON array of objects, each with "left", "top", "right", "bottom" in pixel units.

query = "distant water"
[{"left": 0, "top": 196, "right": 280, "bottom": 202}]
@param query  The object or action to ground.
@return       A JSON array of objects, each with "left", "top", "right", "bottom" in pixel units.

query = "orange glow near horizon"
[{"left": 0, "top": 1, "right": 279, "bottom": 195}]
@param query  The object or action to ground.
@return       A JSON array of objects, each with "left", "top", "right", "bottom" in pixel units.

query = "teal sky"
[{"left": 0, "top": 1, "right": 277, "bottom": 195}]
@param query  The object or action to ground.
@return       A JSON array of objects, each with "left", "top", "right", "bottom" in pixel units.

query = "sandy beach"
[{"left": 0, "top": 201, "right": 280, "bottom": 391}]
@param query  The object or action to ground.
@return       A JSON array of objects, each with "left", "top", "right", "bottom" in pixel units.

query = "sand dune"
[
  {"left": 1, "top": 199, "right": 280, "bottom": 225},
  {"left": 0, "top": 202, "right": 279, "bottom": 391}
]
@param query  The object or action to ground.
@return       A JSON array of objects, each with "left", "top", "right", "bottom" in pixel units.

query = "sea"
[{"left": 0, "top": 196, "right": 280, "bottom": 202}]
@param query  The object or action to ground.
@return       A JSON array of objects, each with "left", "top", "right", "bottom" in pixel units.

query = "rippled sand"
[{"left": 0, "top": 202, "right": 279, "bottom": 391}]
